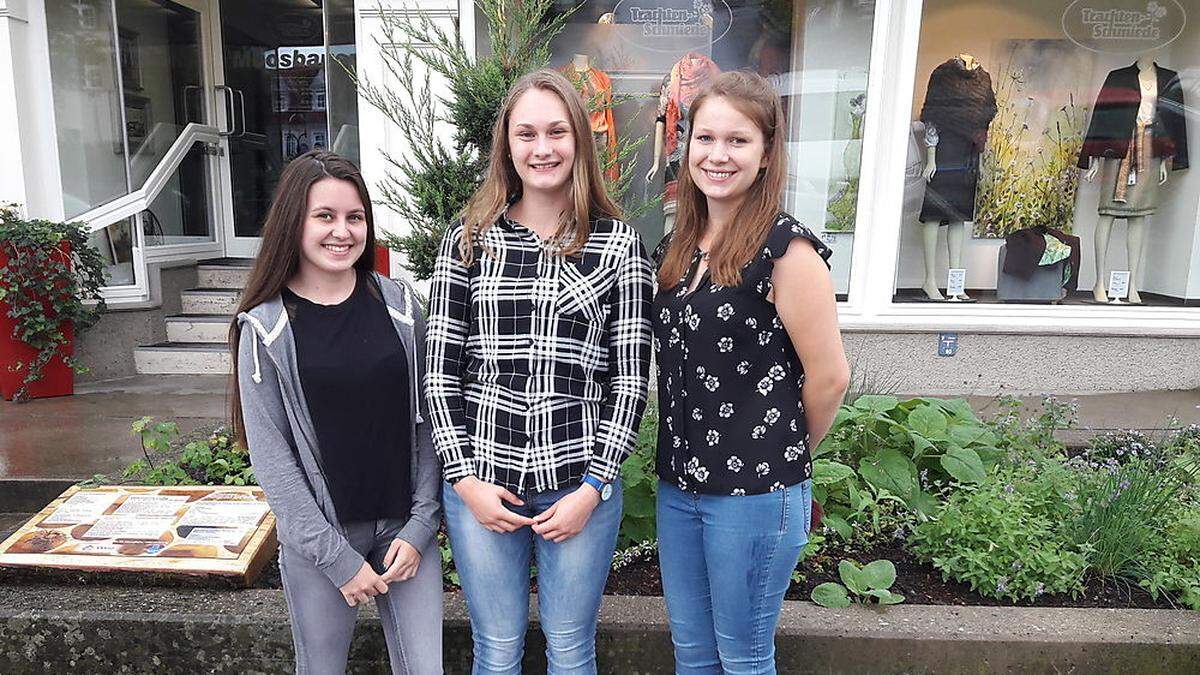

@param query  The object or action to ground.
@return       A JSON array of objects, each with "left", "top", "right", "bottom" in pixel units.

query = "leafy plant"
[
  {"left": 912, "top": 462, "right": 1089, "bottom": 602},
  {"left": 1065, "top": 455, "right": 1197, "bottom": 577},
  {"left": 0, "top": 204, "right": 107, "bottom": 401},
  {"left": 815, "top": 395, "right": 999, "bottom": 525},
  {"left": 812, "top": 559, "right": 904, "bottom": 607},
  {"left": 113, "top": 418, "right": 255, "bottom": 487},
  {"left": 618, "top": 401, "right": 659, "bottom": 548}
]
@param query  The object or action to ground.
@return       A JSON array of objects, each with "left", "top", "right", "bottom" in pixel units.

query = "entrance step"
[
  {"left": 134, "top": 342, "right": 231, "bottom": 375},
  {"left": 165, "top": 315, "right": 233, "bottom": 344},
  {"left": 197, "top": 259, "right": 253, "bottom": 289},
  {"left": 181, "top": 288, "right": 241, "bottom": 315}
]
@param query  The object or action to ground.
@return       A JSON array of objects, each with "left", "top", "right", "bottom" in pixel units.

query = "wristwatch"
[{"left": 582, "top": 475, "right": 613, "bottom": 501}]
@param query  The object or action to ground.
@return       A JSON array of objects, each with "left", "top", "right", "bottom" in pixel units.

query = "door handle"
[
  {"left": 182, "top": 84, "right": 202, "bottom": 123},
  {"left": 232, "top": 88, "right": 247, "bottom": 138},
  {"left": 214, "top": 85, "right": 238, "bottom": 137}
]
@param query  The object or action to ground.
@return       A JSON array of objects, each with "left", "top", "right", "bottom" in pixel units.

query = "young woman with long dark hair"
[
  {"left": 652, "top": 71, "right": 850, "bottom": 674},
  {"left": 230, "top": 150, "right": 442, "bottom": 674},
  {"left": 425, "top": 69, "right": 653, "bottom": 674}
]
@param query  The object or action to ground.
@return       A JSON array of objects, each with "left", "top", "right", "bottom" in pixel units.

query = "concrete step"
[
  {"left": 197, "top": 260, "right": 253, "bottom": 289},
  {"left": 165, "top": 314, "right": 233, "bottom": 344},
  {"left": 180, "top": 288, "right": 241, "bottom": 315},
  {"left": 134, "top": 342, "right": 231, "bottom": 375}
]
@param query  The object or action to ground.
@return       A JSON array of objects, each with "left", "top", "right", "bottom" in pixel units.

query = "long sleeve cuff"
[{"left": 322, "top": 543, "right": 367, "bottom": 589}]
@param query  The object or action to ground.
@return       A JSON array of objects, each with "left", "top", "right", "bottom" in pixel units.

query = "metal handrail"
[{"left": 79, "top": 122, "right": 222, "bottom": 233}]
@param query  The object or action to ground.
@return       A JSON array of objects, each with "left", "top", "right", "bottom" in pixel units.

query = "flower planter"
[
  {"left": 374, "top": 244, "right": 391, "bottom": 278},
  {"left": 0, "top": 246, "right": 75, "bottom": 401}
]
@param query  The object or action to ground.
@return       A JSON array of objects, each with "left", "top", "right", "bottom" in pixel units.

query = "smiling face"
[
  {"left": 298, "top": 176, "right": 368, "bottom": 277},
  {"left": 687, "top": 95, "right": 769, "bottom": 210},
  {"left": 508, "top": 87, "right": 576, "bottom": 197}
]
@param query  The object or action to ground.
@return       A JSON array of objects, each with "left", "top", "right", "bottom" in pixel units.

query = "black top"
[
  {"left": 283, "top": 271, "right": 413, "bottom": 524},
  {"left": 652, "top": 213, "right": 833, "bottom": 496},
  {"left": 1078, "top": 63, "right": 1189, "bottom": 170}
]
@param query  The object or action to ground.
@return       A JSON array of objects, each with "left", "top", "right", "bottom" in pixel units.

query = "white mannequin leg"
[
  {"left": 1092, "top": 215, "right": 1114, "bottom": 302},
  {"left": 946, "top": 221, "right": 968, "bottom": 299},
  {"left": 663, "top": 210, "right": 676, "bottom": 235},
  {"left": 921, "top": 221, "right": 944, "bottom": 300},
  {"left": 1126, "top": 216, "right": 1146, "bottom": 304}
]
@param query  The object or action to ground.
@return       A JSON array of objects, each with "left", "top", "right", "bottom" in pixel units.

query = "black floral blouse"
[{"left": 652, "top": 213, "right": 833, "bottom": 496}]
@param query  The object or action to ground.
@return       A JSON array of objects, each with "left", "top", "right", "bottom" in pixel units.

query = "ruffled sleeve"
[{"left": 752, "top": 213, "right": 833, "bottom": 298}]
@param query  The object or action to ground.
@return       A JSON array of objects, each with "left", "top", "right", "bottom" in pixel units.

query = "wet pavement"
[
  {"left": 0, "top": 375, "right": 227, "bottom": 479},
  {"left": 1, "top": 374, "right": 1198, "bottom": 479}
]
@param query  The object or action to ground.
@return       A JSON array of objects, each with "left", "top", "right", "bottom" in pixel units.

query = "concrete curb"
[{"left": 1, "top": 583, "right": 1198, "bottom": 673}]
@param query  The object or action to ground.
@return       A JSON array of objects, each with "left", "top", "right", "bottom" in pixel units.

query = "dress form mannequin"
[
  {"left": 1083, "top": 55, "right": 1170, "bottom": 304},
  {"left": 647, "top": 53, "right": 721, "bottom": 234},
  {"left": 919, "top": 52, "right": 987, "bottom": 301}
]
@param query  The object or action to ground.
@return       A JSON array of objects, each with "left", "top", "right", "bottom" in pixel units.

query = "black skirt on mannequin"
[{"left": 919, "top": 131, "right": 981, "bottom": 224}]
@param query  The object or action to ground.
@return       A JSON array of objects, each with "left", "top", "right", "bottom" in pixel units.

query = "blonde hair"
[
  {"left": 458, "top": 69, "right": 622, "bottom": 264},
  {"left": 658, "top": 70, "right": 788, "bottom": 288}
]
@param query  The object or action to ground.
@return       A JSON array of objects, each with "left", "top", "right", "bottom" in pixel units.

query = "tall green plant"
[
  {"left": 0, "top": 205, "right": 106, "bottom": 401},
  {"left": 352, "top": 0, "right": 590, "bottom": 280}
]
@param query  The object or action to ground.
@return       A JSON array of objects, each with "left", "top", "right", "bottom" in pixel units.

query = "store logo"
[
  {"left": 1062, "top": 0, "right": 1185, "bottom": 53},
  {"left": 611, "top": 0, "right": 733, "bottom": 52}
]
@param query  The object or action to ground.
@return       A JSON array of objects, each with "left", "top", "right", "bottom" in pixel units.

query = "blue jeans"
[
  {"left": 657, "top": 479, "right": 812, "bottom": 675},
  {"left": 443, "top": 480, "right": 623, "bottom": 675}
]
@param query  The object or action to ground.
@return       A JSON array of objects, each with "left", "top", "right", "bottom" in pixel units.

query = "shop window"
[
  {"left": 895, "top": 0, "right": 1198, "bottom": 307},
  {"left": 325, "top": 0, "right": 359, "bottom": 165},
  {"left": 544, "top": 0, "right": 878, "bottom": 298}
]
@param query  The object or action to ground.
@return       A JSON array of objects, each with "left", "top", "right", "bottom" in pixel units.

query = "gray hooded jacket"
[{"left": 236, "top": 272, "right": 441, "bottom": 588}]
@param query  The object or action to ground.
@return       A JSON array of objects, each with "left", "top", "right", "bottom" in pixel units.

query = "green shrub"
[
  {"left": 912, "top": 462, "right": 1089, "bottom": 602},
  {"left": 617, "top": 401, "right": 659, "bottom": 549},
  {"left": 815, "top": 395, "right": 1000, "bottom": 527},
  {"left": 102, "top": 418, "right": 255, "bottom": 487}
]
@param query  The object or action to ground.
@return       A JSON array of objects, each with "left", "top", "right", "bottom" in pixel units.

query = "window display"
[
  {"left": 896, "top": 0, "right": 1197, "bottom": 306},
  {"left": 544, "top": 0, "right": 878, "bottom": 297}
]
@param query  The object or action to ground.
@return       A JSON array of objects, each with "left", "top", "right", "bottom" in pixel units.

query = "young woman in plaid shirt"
[{"left": 425, "top": 69, "right": 653, "bottom": 674}]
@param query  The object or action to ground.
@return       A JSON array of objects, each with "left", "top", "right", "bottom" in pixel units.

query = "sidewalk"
[{"left": 1, "top": 375, "right": 1198, "bottom": 479}]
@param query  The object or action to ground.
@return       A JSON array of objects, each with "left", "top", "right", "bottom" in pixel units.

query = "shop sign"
[
  {"left": 0, "top": 485, "right": 277, "bottom": 585},
  {"left": 611, "top": 0, "right": 733, "bottom": 52},
  {"left": 1062, "top": 0, "right": 1186, "bottom": 54},
  {"left": 265, "top": 45, "right": 355, "bottom": 71}
]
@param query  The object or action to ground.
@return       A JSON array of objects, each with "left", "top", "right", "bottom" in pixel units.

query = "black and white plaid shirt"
[{"left": 425, "top": 214, "right": 653, "bottom": 495}]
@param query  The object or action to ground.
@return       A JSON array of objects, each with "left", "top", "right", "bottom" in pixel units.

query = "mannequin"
[
  {"left": 562, "top": 54, "right": 619, "bottom": 182},
  {"left": 646, "top": 52, "right": 721, "bottom": 233},
  {"left": 917, "top": 53, "right": 997, "bottom": 300},
  {"left": 1080, "top": 54, "right": 1186, "bottom": 304}
]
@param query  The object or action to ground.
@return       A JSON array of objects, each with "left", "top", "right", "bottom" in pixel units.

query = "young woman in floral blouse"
[{"left": 652, "top": 70, "right": 850, "bottom": 673}]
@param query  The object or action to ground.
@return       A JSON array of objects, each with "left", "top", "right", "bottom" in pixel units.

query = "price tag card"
[
  {"left": 1108, "top": 271, "right": 1130, "bottom": 300},
  {"left": 946, "top": 268, "right": 967, "bottom": 297}
]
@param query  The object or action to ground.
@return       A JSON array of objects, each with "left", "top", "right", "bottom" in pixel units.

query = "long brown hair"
[
  {"left": 658, "top": 70, "right": 788, "bottom": 289},
  {"left": 228, "top": 150, "right": 377, "bottom": 446},
  {"left": 458, "top": 69, "right": 622, "bottom": 264}
]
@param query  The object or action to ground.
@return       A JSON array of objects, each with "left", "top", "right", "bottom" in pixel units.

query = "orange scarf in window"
[
  {"left": 561, "top": 65, "right": 620, "bottom": 183},
  {"left": 664, "top": 52, "right": 721, "bottom": 157}
]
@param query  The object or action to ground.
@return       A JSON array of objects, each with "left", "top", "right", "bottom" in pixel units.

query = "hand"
[
  {"left": 645, "top": 164, "right": 659, "bottom": 183},
  {"left": 532, "top": 484, "right": 601, "bottom": 543},
  {"left": 338, "top": 561, "right": 389, "bottom": 607},
  {"left": 454, "top": 476, "right": 537, "bottom": 533},
  {"left": 923, "top": 161, "right": 937, "bottom": 182},
  {"left": 380, "top": 538, "right": 421, "bottom": 583},
  {"left": 1084, "top": 163, "right": 1099, "bottom": 182},
  {"left": 1159, "top": 161, "right": 1169, "bottom": 185}
]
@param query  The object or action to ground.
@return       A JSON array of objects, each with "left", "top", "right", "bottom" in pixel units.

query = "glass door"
[{"left": 211, "top": 0, "right": 332, "bottom": 258}]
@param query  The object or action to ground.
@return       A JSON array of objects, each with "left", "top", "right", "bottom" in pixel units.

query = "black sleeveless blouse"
[{"left": 652, "top": 213, "right": 832, "bottom": 496}]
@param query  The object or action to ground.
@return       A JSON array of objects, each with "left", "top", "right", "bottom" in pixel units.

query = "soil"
[{"left": 599, "top": 538, "right": 1180, "bottom": 610}]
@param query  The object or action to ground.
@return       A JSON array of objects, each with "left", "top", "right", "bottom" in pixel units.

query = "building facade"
[{"left": 1, "top": 0, "right": 1199, "bottom": 393}]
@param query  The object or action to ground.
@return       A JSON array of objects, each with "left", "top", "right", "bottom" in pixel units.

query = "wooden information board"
[{"left": 0, "top": 485, "right": 277, "bottom": 586}]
